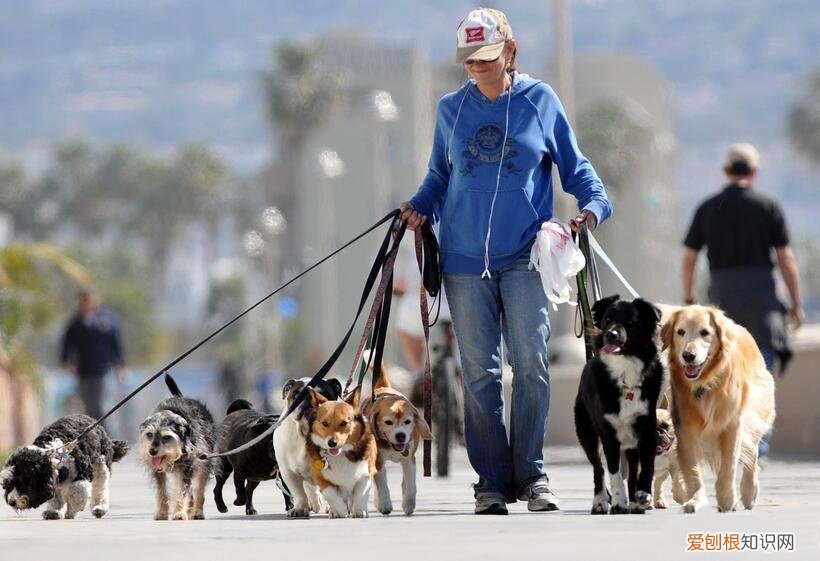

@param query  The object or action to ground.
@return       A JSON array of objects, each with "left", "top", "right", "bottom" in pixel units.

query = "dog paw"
[
  {"left": 628, "top": 501, "right": 646, "bottom": 514},
  {"left": 610, "top": 504, "right": 629, "bottom": 515},
  {"left": 682, "top": 501, "right": 698, "bottom": 514},
  {"left": 216, "top": 504, "right": 228, "bottom": 513},
  {"left": 654, "top": 498, "right": 667, "bottom": 509},
  {"left": 351, "top": 509, "right": 368, "bottom": 518},
  {"left": 401, "top": 498, "right": 416, "bottom": 516},
  {"left": 287, "top": 507, "right": 310, "bottom": 519},
  {"left": 91, "top": 506, "right": 108, "bottom": 519},
  {"left": 591, "top": 493, "right": 610, "bottom": 515},
  {"left": 233, "top": 497, "right": 246, "bottom": 506},
  {"left": 328, "top": 509, "right": 348, "bottom": 519},
  {"left": 172, "top": 511, "right": 189, "bottom": 521},
  {"left": 246, "top": 507, "right": 258, "bottom": 516},
  {"left": 717, "top": 503, "right": 737, "bottom": 513},
  {"left": 42, "top": 510, "right": 62, "bottom": 520}
]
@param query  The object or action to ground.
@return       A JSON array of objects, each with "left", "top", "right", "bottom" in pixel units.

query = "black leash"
[
  {"left": 575, "top": 223, "right": 600, "bottom": 362},
  {"left": 60, "top": 209, "right": 402, "bottom": 452}
]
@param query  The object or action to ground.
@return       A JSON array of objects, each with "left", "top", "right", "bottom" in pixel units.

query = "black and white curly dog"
[
  {"left": 139, "top": 374, "right": 215, "bottom": 520},
  {"left": 213, "top": 377, "right": 343, "bottom": 515},
  {"left": 2, "top": 414, "right": 128, "bottom": 519},
  {"left": 574, "top": 295, "right": 664, "bottom": 515}
]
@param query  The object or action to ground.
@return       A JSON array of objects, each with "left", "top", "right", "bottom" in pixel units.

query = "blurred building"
[
  {"left": 571, "top": 53, "right": 680, "bottom": 303},
  {"left": 295, "top": 32, "right": 435, "bottom": 362}
]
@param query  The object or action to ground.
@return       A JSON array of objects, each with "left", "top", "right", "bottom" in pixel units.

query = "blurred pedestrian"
[
  {"left": 681, "top": 143, "right": 804, "bottom": 456},
  {"left": 401, "top": 8, "right": 612, "bottom": 514},
  {"left": 60, "top": 289, "right": 126, "bottom": 422}
]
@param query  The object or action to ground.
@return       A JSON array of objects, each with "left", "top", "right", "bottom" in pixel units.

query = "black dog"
[
  {"left": 574, "top": 295, "right": 664, "bottom": 515},
  {"left": 2, "top": 414, "right": 128, "bottom": 519},
  {"left": 213, "top": 377, "right": 342, "bottom": 515},
  {"left": 138, "top": 374, "right": 216, "bottom": 520}
]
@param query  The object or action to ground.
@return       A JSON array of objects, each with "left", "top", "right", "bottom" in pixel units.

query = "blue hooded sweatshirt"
[{"left": 410, "top": 72, "right": 612, "bottom": 275}]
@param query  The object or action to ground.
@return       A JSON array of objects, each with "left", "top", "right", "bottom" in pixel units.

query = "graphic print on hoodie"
[{"left": 410, "top": 72, "right": 612, "bottom": 275}]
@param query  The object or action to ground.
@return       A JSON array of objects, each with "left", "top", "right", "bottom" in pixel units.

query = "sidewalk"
[{"left": 2, "top": 447, "right": 818, "bottom": 560}]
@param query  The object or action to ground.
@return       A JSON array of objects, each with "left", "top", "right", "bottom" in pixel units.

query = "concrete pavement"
[{"left": 1, "top": 447, "right": 819, "bottom": 560}]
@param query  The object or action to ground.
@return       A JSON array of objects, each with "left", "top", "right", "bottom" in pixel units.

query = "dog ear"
[
  {"left": 373, "top": 364, "right": 391, "bottom": 390},
  {"left": 708, "top": 307, "right": 732, "bottom": 357},
  {"left": 326, "top": 378, "right": 343, "bottom": 400},
  {"left": 413, "top": 409, "right": 433, "bottom": 441},
  {"left": 591, "top": 295, "right": 620, "bottom": 329},
  {"left": 0, "top": 465, "right": 14, "bottom": 487},
  {"left": 282, "top": 379, "right": 297, "bottom": 400},
  {"left": 660, "top": 309, "right": 680, "bottom": 351},
  {"left": 345, "top": 385, "right": 362, "bottom": 409},
  {"left": 634, "top": 298, "right": 662, "bottom": 325},
  {"left": 307, "top": 387, "right": 327, "bottom": 408}
]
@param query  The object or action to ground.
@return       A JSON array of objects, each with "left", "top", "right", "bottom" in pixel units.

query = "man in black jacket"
[
  {"left": 681, "top": 143, "right": 804, "bottom": 457},
  {"left": 60, "top": 289, "right": 126, "bottom": 421}
]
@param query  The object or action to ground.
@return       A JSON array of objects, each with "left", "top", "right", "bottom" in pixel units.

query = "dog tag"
[
  {"left": 402, "top": 448, "right": 410, "bottom": 457},
  {"left": 313, "top": 458, "right": 328, "bottom": 471}
]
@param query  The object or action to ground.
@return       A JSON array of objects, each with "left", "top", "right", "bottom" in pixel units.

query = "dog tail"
[
  {"left": 112, "top": 440, "right": 129, "bottom": 462},
  {"left": 164, "top": 373, "right": 183, "bottom": 397},
  {"left": 226, "top": 399, "right": 253, "bottom": 415}
]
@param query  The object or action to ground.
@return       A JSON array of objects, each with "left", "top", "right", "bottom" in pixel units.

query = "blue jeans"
[
  {"left": 758, "top": 345, "right": 775, "bottom": 458},
  {"left": 444, "top": 255, "right": 551, "bottom": 498}
]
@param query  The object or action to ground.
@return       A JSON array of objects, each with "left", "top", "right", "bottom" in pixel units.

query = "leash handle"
[
  {"left": 575, "top": 224, "right": 598, "bottom": 362},
  {"left": 415, "top": 227, "right": 433, "bottom": 477}
]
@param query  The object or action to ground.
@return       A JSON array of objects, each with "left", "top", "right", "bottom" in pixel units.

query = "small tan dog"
[
  {"left": 305, "top": 387, "right": 377, "bottom": 518},
  {"left": 362, "top": 369, "right": 432, "bottom": 515},
  {"left": 652, "top": 408, "right": 686, "bottom": 509},
  {"left": 662, "top": 305, "right": 775, "bottom": 513}
]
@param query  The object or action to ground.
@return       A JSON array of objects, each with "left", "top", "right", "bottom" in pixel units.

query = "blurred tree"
[
  {"left": 788, "top": 69, "right": 820, "bottom": 164},
  {"left": 576, "top": 100, "right": 655, "bottom": 194},
  {"left": 263, "top": 43, "right": 343, "bottom": 268},
  {"left": 124, "top": 142, "right": 227, "bottom": 295}
]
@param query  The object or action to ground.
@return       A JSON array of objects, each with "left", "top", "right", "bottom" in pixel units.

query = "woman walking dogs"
[{"left": 401, "top": 7, "right": 612, "bottom": 515}]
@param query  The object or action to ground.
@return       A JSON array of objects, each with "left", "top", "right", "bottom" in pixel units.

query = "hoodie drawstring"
[{"left": 481, "top": 73, "right": 514, "bottom": 279}]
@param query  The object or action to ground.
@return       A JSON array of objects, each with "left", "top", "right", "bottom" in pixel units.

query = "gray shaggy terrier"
[
  {"left": 139, "top": 374, "right": 215, "bottom": 520},
  {"left": 2, "top": 414, "right": 128, "bottom": 519}
]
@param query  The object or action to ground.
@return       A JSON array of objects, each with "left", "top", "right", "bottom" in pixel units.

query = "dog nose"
[
  {"left": 327, "top": 438, "right": 337, "bottom": 448},
  {"left": 682, "top": 351, "right": 696, "bottom": 363},
  {"left": 149, "top": 448, "right": 158, "bottom": 456},
  {"left": 8, "top": 499, "right": 15, "bottom": 508},
  {"left": 395, "top": 432, "right": 406, "bottom": 443}
]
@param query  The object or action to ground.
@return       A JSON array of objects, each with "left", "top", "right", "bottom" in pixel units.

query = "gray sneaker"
[
  {"left": 518, "top": 480, "right": 560, "bottom": 512},
  {"left": 474, "top": 491, "right": 509, "bottom": 515}
]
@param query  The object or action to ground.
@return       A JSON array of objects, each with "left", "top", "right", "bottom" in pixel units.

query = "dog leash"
[
  {"left": 574, "top": 223, "right": 643, "bottom": 361},
  {"left": 203, "top": 218, "right": 448, "bottom": 461},
  {"left": 55, "top": 210, "right": 402, "bottom": 453}
]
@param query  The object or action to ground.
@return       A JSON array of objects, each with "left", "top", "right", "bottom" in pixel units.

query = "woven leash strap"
[
  {"left": 415, "top": 227, "right": 432, "bottom": 477},
  {"left": 345, "top": 220, "right": 406, "bottom": 397},
  {"left": 575, "top": 223, "right": 600, "bottom": 362}
]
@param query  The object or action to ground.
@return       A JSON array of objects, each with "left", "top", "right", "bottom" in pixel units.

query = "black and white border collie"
[
  {"left": 2, "top": 414, "right": 128, "bottom": 519},
  {"left": 574, "top": 295, "right": 664, "bottom": 514}
]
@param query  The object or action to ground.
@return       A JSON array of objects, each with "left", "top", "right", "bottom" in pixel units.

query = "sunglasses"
[{"left": 464, "top": 55, "right": 501, "bottom": 66}]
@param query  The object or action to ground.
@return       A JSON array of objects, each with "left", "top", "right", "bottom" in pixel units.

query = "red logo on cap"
[{"left": 465, "top": 26, "right": 485, "bottom": 44}]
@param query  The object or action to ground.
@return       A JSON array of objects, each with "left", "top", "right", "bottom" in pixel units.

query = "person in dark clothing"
[
  {"left": 681, "top": 143, "right": 804, "bottom": 457},
  {"left": 60, "top": 289, "right": 126, "bottom": 421}
]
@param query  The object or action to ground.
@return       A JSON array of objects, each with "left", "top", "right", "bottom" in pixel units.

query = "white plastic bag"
[{"left": 528, "top": 219, "right": 586, "bottom": 309}]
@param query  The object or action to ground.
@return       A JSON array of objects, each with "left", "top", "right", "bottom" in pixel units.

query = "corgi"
[
  {"left": 361, "top": 368, "right": 432, "bottom": 515},
  {"left": 306, "top": 386, "right": 377, "bottom": 518}
]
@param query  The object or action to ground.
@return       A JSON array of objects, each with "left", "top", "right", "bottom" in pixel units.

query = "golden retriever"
[{"left": 661, "top": 305, "right": 775, "bottom": 513}]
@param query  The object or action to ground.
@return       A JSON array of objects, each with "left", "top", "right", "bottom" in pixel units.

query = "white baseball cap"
[
  {"left": 724, "top": 143, "right": 760, "bottom": 171},
  {"left": 455, "top": 8, "right": 513, "bottom": 64}
]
